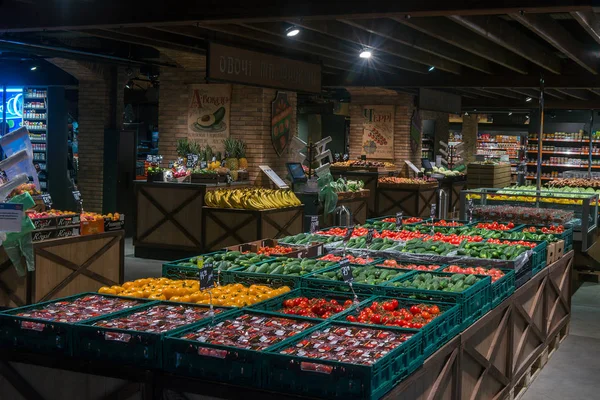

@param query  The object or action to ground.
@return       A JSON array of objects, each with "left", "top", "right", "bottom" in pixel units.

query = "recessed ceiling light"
[
  {"left": 30, "top": 66, "right": 37, "bottom": 71},
  {"left": 526, "top": 114, "right": 530, "bottom": 119},
  {"left": 359, "top": 49, "right": 372, "bottom": 59},
  {"left": 286, "top": 26, "right": 300, "bottom": 37},
  {"left": 428, "top": 66, "right": 435, "bottom": 72},
  {"left": 525, "top": 97, "right": 532, "bottom": 102},
  {"left": 464, "top": 112, "right": 469, "bottom": 116},
  {"left": 508, "top": 112, "right": 513, "bottom": 116}
]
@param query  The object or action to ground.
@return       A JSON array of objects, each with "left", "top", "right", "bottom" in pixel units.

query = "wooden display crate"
[
  {"left": 467, "top": 163, "right": 512, "bottom": 189},
  {"left": 225, "top": 239, "right": 324, "bottom": 258},
  {"left": 202, "top": 206, "right": 304, "bottom": 252},
  {"left": 323, "top": 190, "right": 369, "bottom": 227},
  {"left": 376, "top": 183, "right": 438, "bottom": 217},
  {"left": 329, "top": 169, "right": 384, "bottom": 217}
]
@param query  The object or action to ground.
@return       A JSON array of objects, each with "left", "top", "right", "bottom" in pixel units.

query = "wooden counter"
[
  {"left": 376, "top": 182, "right": 439, "bottom": 217},
  {"left": 330, "top": 168, "right": 391, "bottom": 218},
  {"left": 0, "top": 252, "right": 572, "bottom": 400},
  {"left": 134, "top": 180, "right": 250, "bottom": 260},
  {"left": 0, "top": 231, "right": 124, "bottom": 308}
]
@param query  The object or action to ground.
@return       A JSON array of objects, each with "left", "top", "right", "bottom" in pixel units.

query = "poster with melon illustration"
[
  {"left": 271, "top": 91, "right": 292, "bottom": 156},
  {"left": 188, "top": 84, "right": 231, "bottom": 152},
  {"left": 362, "top": 105, "right": 394, "bottom": 159}
]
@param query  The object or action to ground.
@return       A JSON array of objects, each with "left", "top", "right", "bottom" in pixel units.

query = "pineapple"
[
  {"left": 223, "top": 137, "right": 239, "bottom": 171},
  {"left": 230, "top": 170, "right": 239, "bottom": 181},
  {"left": 238, "top": 140, "right": 248, "bottom": 170}
]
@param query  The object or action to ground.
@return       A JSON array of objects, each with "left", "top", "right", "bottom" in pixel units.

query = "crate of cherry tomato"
[
  {"left": 163, "top": 309, "right": 323, "bottom": 388},
  {"left": 226, "top": 239, "right": 324, "bottom": 259},
  {"left": 520, "top": 224, "right": 573, "bottom": 253},
  {"left": 439, "top": 265, "right": 515, "bottom": 309},
  {"left": 317, "top": 253, "right": 381, "bottom": 266},
  {"left": 337, "top": 296, "right": 461, "bottom": 359},
  {"left": 264, "top": 321, "right": 423, "bottom": 400},
  {"left": 74, "top": 301, "right": 235, "bottom": 369},
  {"left": 249, "top": 288, "right": 371, "bottom": 319},
  {"left": 0, "top": 293, "right": 150, "bottom": 356},
  {"left": 416, "top": 219, "right": 475, "bottom": 228},
  {"left": 376, "top": 259, "right": 442, "bottom": 271},
  {"left": 364, "top": 216, "right": 424, "bottom": 230},
  {"left": 486, "top": 238, "right": 547, "bottom": 274},
  {"left": 384, "top": 272, "right": 492, "bottom": 329},
  {"left": 473, "top": 221, "right": 524, "bottom": 232}
]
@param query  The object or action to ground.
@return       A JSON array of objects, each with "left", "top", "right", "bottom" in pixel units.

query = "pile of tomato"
[
  {"left": 443, "top": 265, "right": 505, "bottom": 282},
  {"left": 378, "top": 259, "right": 440, "bottom": 271},
  {"left": 256, "top": 245, "right": 294, "bottom": 256},
  {"left": 425, "top": 232, "right": 484, "bottom": 245},
  {"left": 486, "top": 238, "right": 537, "bottom": 248},
  {"left": 523, "top": 225, "right": 564, "bottom": 234},
  {"left": 423, "top": 220, "right": 464, "bottom": 227},
  {"left": 380, "top": 230, "right": 423, "bottom": 241},
  {"left": 346, "top": 300, "right": 441, "bottom": 329},
  {"left": 476, "top": 222, "right": 515, "bottom": 231},
  {"left": 280, "top": 297, "right": 353, "bottom": 318},
  {"left": 318, "top": 254, "right": 375, "bottom": 265},
  {"left": 316, "top": 226, "right": 380, "bottom": 238},
  {"left": 380, "top": 217, "right": 423, "bottom": 224}
]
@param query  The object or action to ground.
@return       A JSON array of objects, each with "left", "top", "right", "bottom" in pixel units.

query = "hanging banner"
[
  {"left": 271, "top": 91, "right": 293, "bottom": 156},
  {"left": 362, "top": 105, "right": 394, "bottom": 159},
  {"left": 187, "top": 84, "right": 231, "bottom": 152}
]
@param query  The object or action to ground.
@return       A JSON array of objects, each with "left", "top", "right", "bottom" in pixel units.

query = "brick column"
[
  {"left": 462, "top": 114, "right": 479, "bottom": 164},
  {"left": 421, "top": 110, "right": 450, "bottom": 157}
]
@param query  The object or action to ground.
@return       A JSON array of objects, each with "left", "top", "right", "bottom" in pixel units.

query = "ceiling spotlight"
[
  {"left": 125, "top": 79, "right": 133, "bottom": 89},
  {"left": 359, "top": 49, "right": 372, "bottom": 59},
  {"left": 30, "top": 66, "right": 37, "bottom": 71},
  {"left": 508, "top": 112, "right": 513, "bottom": 116},
  {"left": 525, "top": 97, "right": 532, "bottom": 102},
  {"left": 286, "top": 26, "right": 300, "bottom": 37},
  {"left": 526, "top": 114, "right": 530, "bottom": 119},
  {"left": 428, "top": 66, "right": 435, "bottom": 72},
  {"left": 464, "top": 112, "right": 469, "bottom": 116}
]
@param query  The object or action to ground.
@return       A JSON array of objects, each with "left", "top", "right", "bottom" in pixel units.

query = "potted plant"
[{"left": 147, "top": 166, "right": 165, "bottom": 182}]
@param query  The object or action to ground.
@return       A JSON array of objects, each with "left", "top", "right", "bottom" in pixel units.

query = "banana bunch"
[{"left": 205, "top": 188, "right": 302, "bottom": 210}]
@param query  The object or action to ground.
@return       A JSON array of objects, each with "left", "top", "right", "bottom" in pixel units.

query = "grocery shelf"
[
  {"left": 525, "top": 176, "right": 555, "bottom": 180},
  {"left": 528, "top": 138, "right": 590, "bottom": 143},
  {"left": 526, "top": 150, "right": 595, "bottom": 155},
  {"left": 526, "top": 163, "right": 600, "bottom": 168}
]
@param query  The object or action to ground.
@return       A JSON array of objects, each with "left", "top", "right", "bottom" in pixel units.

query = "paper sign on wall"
[
  {"left": 361, "top": 105, "right": 394, "bottom": 159},
  {"left": 0, "top": 203, "right": 23, "bottom": 232}
]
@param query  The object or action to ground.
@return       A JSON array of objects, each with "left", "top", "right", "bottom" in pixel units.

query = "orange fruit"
[
  {"left": 98, "top": 287, "right": 116, "bottom": 295},
  {"left": 180, "top": 295, "right": 192, "bottom": 303},
  {"left": 122, "top": 282, "right": 135, "bottom": 290},
  {"left": 170, "top": 296, "right": 181, "bottom": 302}
]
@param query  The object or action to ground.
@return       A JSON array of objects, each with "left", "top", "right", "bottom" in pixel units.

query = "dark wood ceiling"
[{"left": 2, "top": 0, "right": 600, "bottom": 108}]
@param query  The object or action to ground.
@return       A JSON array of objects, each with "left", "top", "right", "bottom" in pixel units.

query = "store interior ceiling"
[{"left": 3, "top": 1, "right": 600, "bottom": 110}]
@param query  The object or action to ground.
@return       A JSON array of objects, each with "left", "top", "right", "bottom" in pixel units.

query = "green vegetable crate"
[
  {"left": 436, "top": 267, "right": 515, "bottom": 309},
  {"left": 224, "top": 258, "right": 338, "bottom": 289},
  {"left": 163, "top": 310, "right": 325, "bottom": 389},
  {"left": 336, "top": 296, "right": 461, "bottom": 359},
  {"left": 74, "top": 302, "right": 235, "bottom": 369},
  {"left": 302, "top": 265, "right": 417, "bottom": 296},
  {"left": 500, "top": 239, "right": 547, "bottom": 275},
  {"left": 249, "top": 288, "right": 373, "bottom": 318},
  {"left": 383, "top": 272, "right": 492, "bottom": 330},
  {"left": 264, "top": 321, "right": 423, "bottom": 400},
  {"left": 0, "top": 293, "right": 152, "bottom": 356},
  {"left": 364, "top": 216, "right": 424, "bottom": 230},
  {"left": 517, "top": 225, "right": 574, "bottom": 252}
]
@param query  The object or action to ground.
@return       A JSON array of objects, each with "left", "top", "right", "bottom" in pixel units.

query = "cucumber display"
[
  {"left": 309, "top": 265, "right": 408, "bottom": 285},
  {"left": 278, "top": 233, "right": 343, "bottom": 245},
  {"left": 401, "top": 239, "right": 458, "bottom": 256},
  {"left": 344, "top": 237, "right": 402, "bottom": 251},
  {"left": 174, "top": 252, "right": 271, "bottom": 271},
  {"left": 389, "top": 272, "right": 481, "bottom": 291},
  {"left": 362, "top": 221, "right": 396, "bottom": 230},
  {"left": 455, "top": 242, "right": 530, "bottom": 260},
  {"left": 235, "top": 257, "right": 335, "bottom": 276}
]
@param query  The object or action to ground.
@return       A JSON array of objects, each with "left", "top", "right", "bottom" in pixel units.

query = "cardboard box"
[
  {"left": 81, "top": 220, "right": 105, "bottom": 235},
  {"left": 546, "top": 242, "right": 556, "bottom": 265},
  {"left": 30, "top": 214, "right": 80, "bottom": 230},
  {"left": 104, "top": 214, "right": 125, "bottom": 232},
  {"left": 555, "top": 240, "right": 565, "bottom": 260},
  {"left": 32, "top": 227, "right": 80, "bottom": 242}
]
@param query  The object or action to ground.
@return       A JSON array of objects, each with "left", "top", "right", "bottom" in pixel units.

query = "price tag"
[
  {"left": 42, "top": 193, "right": 53, "bottom": 209},
  {"left": 186, "top": 155, "right": 195, "bottom": 168},
  {"left": 395, "top": 211, "right": 403, "bottom": 230},
  {"left": 200, "top": 161, "right": 207, "bottom": 169},
  {"left": 309, "top": 216, "right": 319, "bottom": 233},
  {"left": 146, "top": 155, "right": 153, "bottom": 162},
  {"left": 72, "top": 190, "right": 81, "bottom": 202},
  {"left": 226, "top": 173, "right": 234, "bottom": 184},
  {"left": 468, "top": 198, "right": 474, "bottom": 223},
  {"left": 365, "top": 228, "right": 375, "bottom": 245},
  {"left": 343, "top": 226, "right": 355, "bottom": 242},
  {"left": 430, "top": 204, "right": 437, "bottom": 220},
  {"left": 343, "top": 154, "right": 349, "bottom": 161},
  {"left": 339, "top": 259, "right": 353, "bottom": 283},
  {"left": 199, "top": 265, "right": 215, "bottom": 290},
  {"left": 168, "top": 161, "right": 174, "bottom": 169}
]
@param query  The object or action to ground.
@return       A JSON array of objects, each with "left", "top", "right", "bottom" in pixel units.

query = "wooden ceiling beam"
[
  {"left": 544, "top": 89, "right": 567, "bottom": 100},
  {"left": 571, "top": 11, "right": 600, "bottom": 45},
  {"left": 289, "top": 20, "right": 462, "bottom": 74},
  {"left": 511, "top": 12, "right": 597, "bottom": 74},
  {"left": 506, "top": 88, "right": 540, "bottom": 98},
  {"left": 587, "top": 88, "right": 600, "bottom": 96},
  {"left": 478, "top": 88, "right": 523, "bottom": 99},
  {"left": 462, "top": 96, "right": 600, "bottom": 110},
  {"left": 552, "top": 88, "right": 591, "bottom": 100},
  {"left": 459, "top": 89, "right": 500, "bottom": 99},
  {"left": 449, "top": 15, "right": 561, "bottom": 74},
  {"left": 153, "top": 25, "right": 396, "bottom": 75},
  {"left": 394, "top": 16, "right": 530, "bottom": 74},
  {"left": 338, "top": 19, "right": 494, "bottom": 74}
]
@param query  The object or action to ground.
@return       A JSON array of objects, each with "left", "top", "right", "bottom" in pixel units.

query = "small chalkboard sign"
[
  {"left": 42, "top": 193, "right": 53, "bottom": 209},
  {"left": 199, "top": 265, "right": 215, "bottom": 289},
  {"left": 395, "top": 211, "right": 403, "bottom": 230},
  {"left": 310, "top": 216, "right": 319, "bottom": 233},
  {"left": 365, "top": 228, "right": 375, "bottom": 244},
  {"left": 339, "top": 259, "right": 353, "bottom": 282},
  {"left": 343, "top": 226, "right": 355, "bottom": 242}
]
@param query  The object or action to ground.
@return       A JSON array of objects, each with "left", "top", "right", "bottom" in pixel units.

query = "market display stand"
[
  {"left": 134, "top": 181, "right": 250, "bottom": 260},
  {"left": 0, "top": 251, "right": 572, "bottom": 400},
  {"left": 330, "top": 167, "right": 391, "bottom": 218},
  {"left": 0, "top": 231, "right": 124, "bottom": 308},
  {"left": 438, "top": 177, "right": 467, "bottom": 215},
  {"left": 376, "top": 182, "right": 438, "bottom": 217},
  {"left": 295, "top": 190, "right": 369, "bottom": 230}
]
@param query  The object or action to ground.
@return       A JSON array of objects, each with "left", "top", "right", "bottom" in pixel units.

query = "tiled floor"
[
  {"left": 522, "top": 282, "right": 600, "bottom": 400},
  {"left": 123, "top": 242, "right": 600, "bottom": 399}
]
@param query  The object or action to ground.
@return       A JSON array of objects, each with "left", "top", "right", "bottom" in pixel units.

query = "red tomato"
[
  {"left": 370, "top": 314, "right": 382, "bottom": 324},
  {"left": 346, "top": 315, "right": 357, "bottom": 322},
  {"left": 410, "top": 306, "right": 422, "bottom": 315}
]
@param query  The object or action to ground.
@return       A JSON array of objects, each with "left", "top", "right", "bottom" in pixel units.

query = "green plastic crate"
[
  {"left": 314, "top": 254, "right": 383, "bottom": 266},
  {"left": 517, "top": 225, "right": 574, "bottom": 253},
  {"left": 497, "top": 239, "right": 547, "bottom": 275},
  {"left": 163, "top": 309, "right": 325, "bottom": 388},
  {"left": 335, "top": 296, "right": 461, "bottom": 359},
  {"left": 264, "top": 321, "right": 424, "bottom": 400},
  {"left": 161, "top": 251, "right": 226, "bottom": 280},
  {"left": 74, "top": 301, "right": 235, "bottom": 369},
  {"left": 0, "top": 293, "right": 152, "bottom": 356},
  {"left": 437, "top": 266, "right": 515, "bottom": 309},
  {"left": 248, "top": 288, "right": 373, "bottom": 318},
  {"left": 383, "top": 272, "right": 492, "bottom": 330},
  {"left": 302, "top": 265, "right": 417, "bottom": 296}
]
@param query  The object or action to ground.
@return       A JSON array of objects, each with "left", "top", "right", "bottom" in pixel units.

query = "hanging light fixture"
[
  {"left": 359, "top": 49, "right": 372, "bottom": 59},
  {"left": 285, "top": 26, "right": 301, "bottom": 37}
]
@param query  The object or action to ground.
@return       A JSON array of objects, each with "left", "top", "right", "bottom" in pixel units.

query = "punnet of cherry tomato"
[
  {"left": 318, "top": 254, "right": 376, "bottom": 265},
  {"left": 279, "top": 297, "right": 354, "bottom": 319},
  {"left": 443, "top": 265, "right": 506, "bottom": 283},
  {"left": 476, "top": 222, "right": 516, "bottom": 231},
  {"left": 345, "top": 299, "right": 442, "bottom": 329},
  {"left": 486, "top": 239, "right": 537, "bottom": 249},
  {"left": 377, "top": 259, "right": 441, "bottom": 271}
]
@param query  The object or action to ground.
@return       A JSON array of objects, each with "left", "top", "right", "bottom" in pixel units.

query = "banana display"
[{"left": 204, "top": 188, "right": 302, "bottom": 210}]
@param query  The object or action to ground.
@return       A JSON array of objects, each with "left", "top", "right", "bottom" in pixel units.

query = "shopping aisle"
[{"left": 523, "top": 282, "right": 600, "bottom": 400}]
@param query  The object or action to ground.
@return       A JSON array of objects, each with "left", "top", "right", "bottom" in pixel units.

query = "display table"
[
  {"left": 376, "top": 182, "right": 438, "bottom": 217},
  {"left": 134, "top": 180, "right": 250, "bottom": 260},
  {"left": 296, "top": 190, "right": 369, "bottom": 229},
  {"left": 0, "top": 231, "right": 124, "bottom": 308},
  {"left": 330, "top": 168, "right": 391, "bottom": 218},
  {"left": 0, "top": 251, "right": 572, "bottom": 400},
  {"left": 438, "top": 176, "right": 467, "bottom": 215}
]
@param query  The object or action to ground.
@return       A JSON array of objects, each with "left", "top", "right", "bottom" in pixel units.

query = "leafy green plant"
[{"left": 176, "top": 139, "right": 191, "bottom": 156}]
